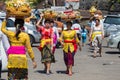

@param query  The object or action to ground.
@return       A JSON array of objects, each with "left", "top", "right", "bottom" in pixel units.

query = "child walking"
[{"left": 81, "top": 25, "right": 87, "bottom": 47}]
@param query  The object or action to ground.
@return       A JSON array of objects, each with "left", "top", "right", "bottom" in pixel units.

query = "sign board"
[
  {"left": 51, "top": 6, "right": 66, "bottom": 12},
  {"left": 65, "top": 1, "right": 80, "bottom": 9},
  {"left": 64, "top": 9, "right": 73, "bottom": 15}
]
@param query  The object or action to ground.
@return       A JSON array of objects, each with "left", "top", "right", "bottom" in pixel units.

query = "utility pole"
[{"left": 53, "top": 0, "right": 56, "bottom": 6}]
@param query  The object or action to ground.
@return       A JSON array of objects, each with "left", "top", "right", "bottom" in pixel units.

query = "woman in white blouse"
[
  {"left": 0, "top": 20, "right": 10, "bottom": 79},
  {"left": 89, "top": 19, "right": 104, "bottom": 58}
]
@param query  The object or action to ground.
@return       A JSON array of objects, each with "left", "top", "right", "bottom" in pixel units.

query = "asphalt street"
[{"left": 1, "top": 38, "right": 120, "bottom": 80}]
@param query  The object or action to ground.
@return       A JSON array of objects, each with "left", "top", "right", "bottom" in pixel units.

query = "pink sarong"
[
  {"left": 7, "top": 46, "right": 26, "bottom": 55},
  {"left": 64, "top": 51, "right": 75, "bottom": 66}
]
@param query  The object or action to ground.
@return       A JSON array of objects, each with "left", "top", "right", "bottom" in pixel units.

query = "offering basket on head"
[
  {"left": 5, "top": 0, "right": 31, "bottom": 19},
  {"left": 42, "top": 9, "right": 58, "bottom": 19}
]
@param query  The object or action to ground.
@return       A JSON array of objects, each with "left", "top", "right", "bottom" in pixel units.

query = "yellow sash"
[
  {"left": 91, "top": 31, "right": 102, "bottom": 41},
  {"left": 40, "top": 39, "right": 52, "bottom": 48}
]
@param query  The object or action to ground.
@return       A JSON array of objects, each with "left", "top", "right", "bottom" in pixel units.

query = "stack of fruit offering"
[{"left": 5, "top": 0, "right": 31, "bottom": 18}]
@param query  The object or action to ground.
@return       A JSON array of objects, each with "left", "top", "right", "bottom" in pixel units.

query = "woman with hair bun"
[
  {"left": 1, "top": 18, "right": 37, "bottom": 80},
  {"left": 89, "top": 19, "right": 104, "bottom": 58},
  {"left": 59, "top": 21, "right": 81, "bottom": 76}
]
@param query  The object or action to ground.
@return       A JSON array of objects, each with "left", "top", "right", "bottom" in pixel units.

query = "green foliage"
[
  {"left": 110, "top": 5, "right": 114, "bottom": 11},
  {"left": 36, "top": 0, "right": 42, "bottom": 3},
  {"left": 117, "top": 0, "right": 120, "bottom": 3},
  {"left": 30, "top": 0, "right": 42, "bottom": 8}
]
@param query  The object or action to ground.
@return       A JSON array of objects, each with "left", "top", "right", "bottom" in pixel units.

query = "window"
[{"left": 104, "top": 16, "right": 120, "bottom": 25}]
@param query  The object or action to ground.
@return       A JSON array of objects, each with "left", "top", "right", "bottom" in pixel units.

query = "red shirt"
[{"left": 37, "top": 26, "right": 53, "bottom": 39}]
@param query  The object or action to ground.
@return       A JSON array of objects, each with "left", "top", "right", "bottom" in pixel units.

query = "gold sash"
[{"left": 91, "top": 31, "right": 102, "bottom": 41}]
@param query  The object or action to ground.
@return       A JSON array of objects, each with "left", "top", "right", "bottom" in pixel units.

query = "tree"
[
  {"left": 108, "top": 0, "right": 117, "bottom": 11},
  {"left": 118, "top": 0, "right": 120, "bottom": 3},
  {"left": 30, "top": 0, "right": 42, "bottom": 8}
]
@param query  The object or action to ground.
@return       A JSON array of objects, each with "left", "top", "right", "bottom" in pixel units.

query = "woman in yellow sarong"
[
  {"left": 89, "top": 19, "right": 104, "bottom": 58},
  {"left": 59, "top": 21, "right": 81, "bottom": 76},
  {"left": 1, "top": 18, "right": 37, "bottom": 80}
]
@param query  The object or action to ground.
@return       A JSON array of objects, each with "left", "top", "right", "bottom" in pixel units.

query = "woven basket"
[{"left": 5, "top": 1, "right": 31, "bottom": 18}]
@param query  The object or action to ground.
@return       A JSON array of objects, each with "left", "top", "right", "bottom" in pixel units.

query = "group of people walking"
[
  {"left": 0, "top": 11, "right": 104, "bottom": 79},
  {"left": 36, "top": 14, "right": 82, "bottom": 76}
]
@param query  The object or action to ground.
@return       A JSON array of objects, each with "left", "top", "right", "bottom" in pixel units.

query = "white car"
[
  {"left": 0, "top": 11, "right": 6, "bottom": 19},
  {"left": 104, "top": 15, "right": 120, "bottom": 37},
  {"left": 107, "top": 31, "right": 120, "bottom": 51}
]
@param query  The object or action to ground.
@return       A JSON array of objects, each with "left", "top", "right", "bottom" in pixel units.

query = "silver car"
[
  {"left": 107, "top": 31, "right": 120, "bottom": 51},
  {"left": 104, "top": 15, "right": 120, "bottom": 37},
  {"left": 6, "top": 17, "right": 41, "bottom": 45},
  {"left": 0, "top": 11, "right": 6, "bottom": 19}
]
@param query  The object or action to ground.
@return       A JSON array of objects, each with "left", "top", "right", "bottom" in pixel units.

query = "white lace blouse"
[{"left": 0, "top": 31, "right": 10, "bottom": 60}]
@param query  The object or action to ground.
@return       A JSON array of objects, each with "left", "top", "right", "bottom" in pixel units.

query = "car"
[
  {"left": 104, "top": 15, "right": 120, "bottom": 37},
  {"left": 107, "top": 31, "right": 120, "bottom": 51},
  {"left": 6, "top": 17, "right": 41, "bottom": 45},
  {"left": 0, "top": 11, "right": 6, "bottom": 19}
]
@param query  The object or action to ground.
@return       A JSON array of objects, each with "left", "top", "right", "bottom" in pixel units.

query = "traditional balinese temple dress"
[
  {"left": 1, "top": 21, "right": 35, "bottom": 79},
  {"left": 52, "top": 26, "right": 59, "bottom": 54},
  {"left": 59, "top": 30, "right": 79, "bottom": 66},
  {"left": 37, "top": 26, "right": 55, "bottom": 63},
  {"left": 91, "top": 25, "right": 104, "bottom": 53}
]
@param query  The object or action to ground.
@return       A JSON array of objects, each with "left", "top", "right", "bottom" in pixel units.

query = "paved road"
[{"left": 2, "top": 39, "right": 120, "bottom": 80}]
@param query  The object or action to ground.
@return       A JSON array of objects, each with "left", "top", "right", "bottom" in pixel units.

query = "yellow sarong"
[{"left": 8, "top": 54, "right": 27, "bottom": 68}]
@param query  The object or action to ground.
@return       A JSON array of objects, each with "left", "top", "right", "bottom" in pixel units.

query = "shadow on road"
[
  {"left": 88, "top": 50, "right": 93, "bottom": 53},
  {"left": 56, "top": 70, "right": 76, "bottom": 75},
  {"left": 88, "top": 54, "right": 102, "bottom": 58},
  {"left": 34, "top": 70, "right": 46, "bottom": 74},
  {"left": 102, "top": 46, "right": 109, "bottom": 48},
  {"left": 32, "top": 43, "right": 39, "bottom": 47},
  {"left": 105, "top": 51, "right": 120, "bottom": 54},
  {"left": 56, "top": 70, "right": 66, "bottom": 74}
]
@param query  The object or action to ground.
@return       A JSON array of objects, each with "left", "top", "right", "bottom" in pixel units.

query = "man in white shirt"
[{"left": 71, "top": 19, "right": 81, "bottom": 40}]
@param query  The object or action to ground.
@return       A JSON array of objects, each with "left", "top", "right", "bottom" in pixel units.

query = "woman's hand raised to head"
[
  {"left": 36, "top": 13, "right": 44, "bottom": 27},
  {"left": 40, "top": 13, "right": 44, "bottom": 18}
]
